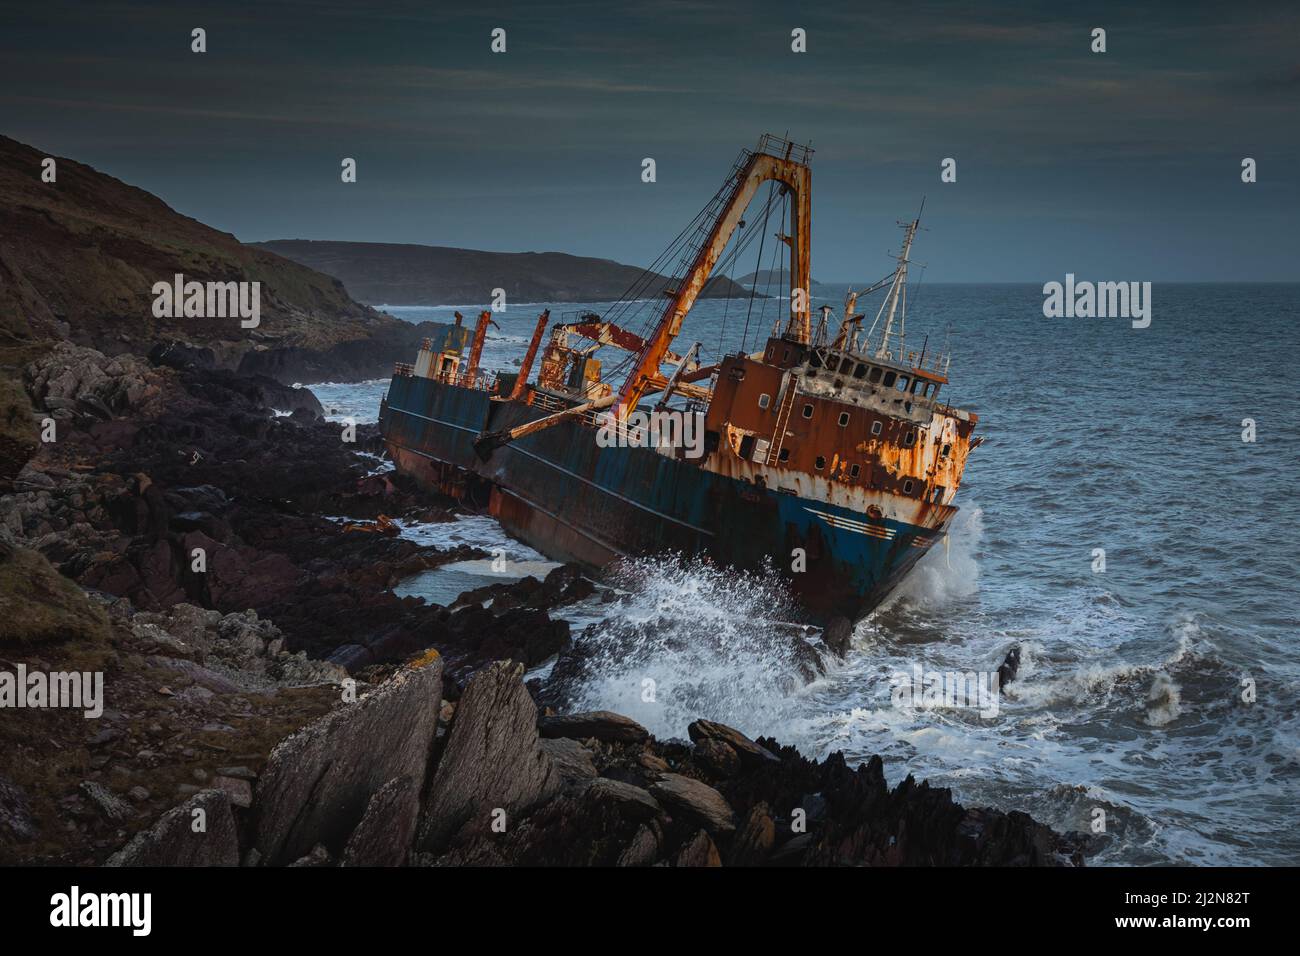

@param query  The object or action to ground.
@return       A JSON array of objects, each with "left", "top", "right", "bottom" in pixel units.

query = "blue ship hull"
[{"left": 380, "top": 373, "right": 944, "bottom": 624}]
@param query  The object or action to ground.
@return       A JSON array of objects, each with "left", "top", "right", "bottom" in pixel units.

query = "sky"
[{"left": 2, "top": 0, "right": 1297, "bottom": 281}]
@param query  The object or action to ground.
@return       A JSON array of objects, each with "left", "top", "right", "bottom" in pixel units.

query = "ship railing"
[
  {"left": 754, "top": 133, "right": 813, "bottom": 166},
  {"left": 434, "top": 369, "right": 499, "bottom": 393}
]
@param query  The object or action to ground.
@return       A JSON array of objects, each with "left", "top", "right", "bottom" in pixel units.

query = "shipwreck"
[{"left": 379, "top": 134, "right": 980, "bottom": 624}]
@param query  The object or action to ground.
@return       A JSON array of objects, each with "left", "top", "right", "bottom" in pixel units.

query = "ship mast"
[{"left": 870, "top": 199, "right": 924, "bottom": 361}]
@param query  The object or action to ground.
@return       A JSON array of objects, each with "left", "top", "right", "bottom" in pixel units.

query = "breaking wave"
[{"left": 559, "top": 554, "right": 817, "bottom": 741}]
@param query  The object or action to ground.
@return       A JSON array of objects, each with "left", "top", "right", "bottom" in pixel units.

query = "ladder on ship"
[{"left": 766, "top": 377, "right": 797, "bottom": 465}]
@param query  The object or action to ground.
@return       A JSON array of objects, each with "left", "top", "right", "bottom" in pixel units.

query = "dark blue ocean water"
[{"left": 313, "top": 283, "right": 1300, "bottom": 865}]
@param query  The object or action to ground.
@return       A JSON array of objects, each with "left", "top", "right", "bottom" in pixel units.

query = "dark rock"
[
  {"left": 687, "top": 718, "right": 778, "bottom": 766},
  {"left": 616, "top": 824, "right": 659, "bottom": 867},
  {"left": 209, "top": 775, "right": 252, "bottom": 809},
  {"left": 253, "top": 657, "right": 442, "bottom": 866},
  {"left": 730, "top": 802, "right": 776, "bottom": 866},
  {"left": 0, "top": 775, "right": 37, "bottom": 843},
  {"left": 288, "top": 844, "right": 333, "bottom": 867},
  {"left": 539, "top": 710, "right": 650, "bottom": 744},
  {"left": 674, "top": 829, "right": 721, "bottom": 867},
  {"left": 822, "top": 616, "right": 853, "bottom": 658},
  {"left": 649, "top": 773, "right": 736, "bottom": 834},
  {"left": 584, "top": 778, "right": 662, "bottom": 822},
  {"left": 417, "top": 661, "right": 560, "bottom": 853},
  {"left": 106, "top": 790, "right": 239, "bottom": 866},
  {"left": 538, "top": 737, "right": 597, "bottom": 790},
  {"left": 340, "top": 775, "right": 420, "bottom": 867},
  {"left": 693, "top": 738, "right": 741, "bottom": 778},
  {"left": 79, "top": 781, "right": 133, "bottom": 823},
  {"left": 997, "top": 645, "right": 1021, "bottom": 687}
]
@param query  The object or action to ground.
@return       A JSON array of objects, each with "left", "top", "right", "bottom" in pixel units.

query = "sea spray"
[{"left": 549, "top": 554, "right": 815, "bottom": 741}]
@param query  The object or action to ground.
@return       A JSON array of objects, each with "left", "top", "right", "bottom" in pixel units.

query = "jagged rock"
[
  {"left": 822, "top": 616, "right": 853, "bottom": 658},
  {"left": 998, "top": 645, "right": 1021, "bottom": 687},
  {"left": 105, "top": 790, "right": 239, "bottom": 866},
  {"left": 674, "top": 829, "right": 722, "bottom": 867},
  {"left": 539, "top": 737, "right": 597, "bottom": 789},
  {"left": 253, "top": 657, "right": 443, "bottom": 866},
  {"left": 730, "top": 802, "right": 776, "bottom": 866},
  {"left": 0, "top": 775, "right": 36, "bottom": 843},
  {"left": 209, "top": 775, "right": 252, "bottom": 809},
  {"left": 693, "top": 738, "right": 741, "bottom": 778},
  {"left": 538, "top": 710, "right": 649, "bottom": 744},
  {"left": 341, "top": 775, "right": 420, "bottom": 867},
  {"left": 584, "top": 778, "right": 662, "bottom": 822},
  {"left": 79, "top": 781, "right": 133, "bottom": 823},
  {"left": 649, "top": 773, "right": 736, "bottom": 834},
  {"left": 616, "top": 824, "right": 659, "bottom": 867},
  {"left": 687, "top": 719, "right": 777, "bottom": 766},
  {"left": 289, "top": 844, "right": 333, "bottom": 867},
  {"left": 417, "top": 661, "right": 560, "bottom": 853}
]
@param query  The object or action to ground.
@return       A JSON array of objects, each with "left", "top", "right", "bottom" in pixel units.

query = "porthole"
[
  {"left": 815, "top": 456, "right": 826, "bottom": 470},
  {"left": 802, "top": 403, "right": 814, "bottom": 419},
  {"left": 871, "top": 421, "right": 882, "bottom": 436},
  {"left": 838, "top": 412, "right": 850, "bottom": 427},
  {"left": 850, "top": 464, "right": 861, "bottom": 478},
  {"left": 903, "top": 479, "right": 914, "bottom": 495},
  {"left": 758, "top": 393, "right": 771, "bottom": 410}
]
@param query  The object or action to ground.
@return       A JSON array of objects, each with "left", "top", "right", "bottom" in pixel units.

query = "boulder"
[
  {"left": 252, "top": 656, "right": 442, "bottom": 866},
  {"left": 687, "top": 718, "right": 777, "bottom": 767},
  {"left": 584, "top": 777, "right": 662, "bottom": 823},
  {"left": 822, "top": 616, "right": 853, "bottom": 658},
  {"left": 340, "top": 775, "right": 420, "bottom": 867},
  {"left": 674, "top": 829, "right": 722, "bottom": 867},
  {"left": 616, "top": 824, "right": 659, "bottom": 867},
  {"left": 649, "top": 773, "right": 736, "bottom": 834},
  {"left": 539, "top": 737, "right": 597, "bottom": 790},
  {"left": 105, "top": 790, "right": 239, "bottom": 866},
  {"left": 693, "top": 738, "right": 741, "bottom": 778},
  {"left": 730, "top": 802, "right": 776, "bottom": 866},
  {"left": 538, "top": 710, "right": 650, "bottom": 744},
  {"left": 417, "top": 661, "right": 560, "bottom": 853}
]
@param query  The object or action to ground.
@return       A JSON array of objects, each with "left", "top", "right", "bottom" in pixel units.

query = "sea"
[{"left": 301, "top": 283, "right": 1300, "bottom": 866}]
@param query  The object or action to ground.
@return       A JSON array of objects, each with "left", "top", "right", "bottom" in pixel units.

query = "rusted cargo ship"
[{"left": 379, "top": 135, "right": 980, "bottom": 624}]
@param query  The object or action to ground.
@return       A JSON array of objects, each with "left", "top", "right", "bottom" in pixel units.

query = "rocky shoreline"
[{"left": 0, "top": 344, "right": 1089, "bottom": 866}]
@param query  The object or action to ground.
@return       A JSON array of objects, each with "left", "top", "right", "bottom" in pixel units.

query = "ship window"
[
  {"left": 839, "top": 357, "right": 854, "bottom": 374},
  {"left": 904, "top": 431, "right": 916, "bottom": 447},
  {"left": 852, "top": 363, "right": 867, "bottom": 379},
  {"left": 810, "top": 353, "right": 823, "bottom": 369},
  {"left": 758, "top": 393, "right": 771, "bottom": 410},
  {"left": 782, "top": 348, "right": 790, "bottom": 362},
  {"left": 896, "top": 375, "right": 909, "bottom": 392},
  {"left": 868, "top": 367, "right": 882, "bottom": 384},
  {"left": 850, "top": 463, "right": 861, "bottom": 478},
  {"left": 941, "top": 443, "right": 951, "bottom": 457},
  {"left": 778, "top": 447, "right": 790, "bottom": 462},
  {"left": 815, "top": 456, "right": 826, "bottom": 470},
  {"left": 882, "top": 371, "right": 896, "bottom": 388},
  {"left": 838, "top": 412, "right": 850, "bottom": 427},
  {"left": 802, "top": 403, "right": 814, "bottom": 419},
  {"left": 903, "top": 479, "right": 914, "bottom": 495},
  {"left": 871, "top": 421, "right": 882, "bottom": 436},
  {"left": 739, "top": 434, "right": 756, "bottom": 460},
  {"left": 912, "top": 379, "right": 924, "bottom": 394}
]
